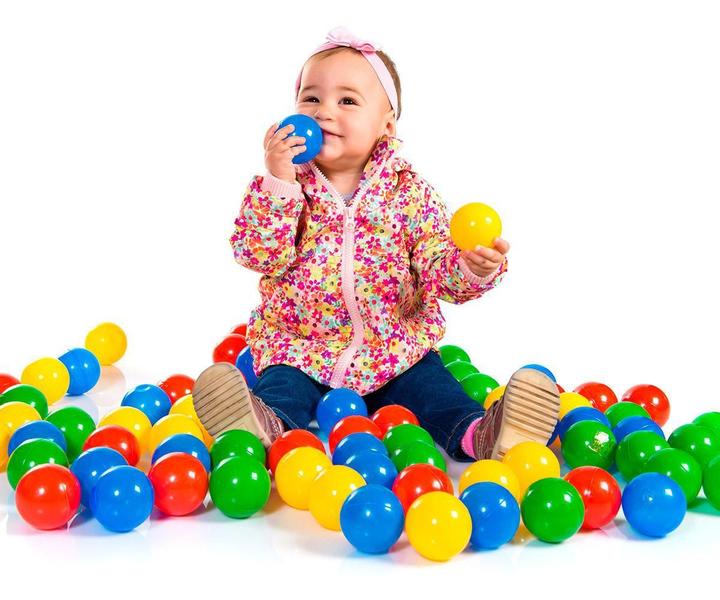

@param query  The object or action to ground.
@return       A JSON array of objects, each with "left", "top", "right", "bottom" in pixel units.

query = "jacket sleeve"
[
  {"left": 229, "top": 171, "right": 305, "bottom": 278},
  {"left": 409, "top": 177, "right": 508, "bottom": 305}
]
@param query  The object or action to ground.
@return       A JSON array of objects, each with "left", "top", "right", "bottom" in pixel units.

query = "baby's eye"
[
  {"left": 301, "top": 96, "right": 357, "bottom": 105},
  {"left": 340, "top": 97, "right": 356, "bottom": 105}
]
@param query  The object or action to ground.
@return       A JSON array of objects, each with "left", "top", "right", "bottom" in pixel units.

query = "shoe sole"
[
  {"left": 192, "top": 362, "right": 258, "bottom": 438},
  {"left": 491, "top": 368, "right": 560, "bottom": 460}
]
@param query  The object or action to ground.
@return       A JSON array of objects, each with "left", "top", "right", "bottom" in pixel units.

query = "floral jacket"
[{"left": 229, "top": 134, "right": 508, "bottom": 395}]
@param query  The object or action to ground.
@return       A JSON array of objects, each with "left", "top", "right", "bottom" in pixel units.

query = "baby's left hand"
[{"left": 461, "top": 238, "right": 510, "bottom": 277}]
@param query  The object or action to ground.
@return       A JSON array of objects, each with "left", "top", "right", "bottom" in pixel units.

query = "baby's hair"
[{"left": 306, "top": 46, "right": 402, "bottom": 120}]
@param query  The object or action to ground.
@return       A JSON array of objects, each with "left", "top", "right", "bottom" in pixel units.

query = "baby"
[{"left": 192, "top": 26, "right": 560, "bottom": 463}]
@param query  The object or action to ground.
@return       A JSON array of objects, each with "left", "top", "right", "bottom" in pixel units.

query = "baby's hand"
[
  {"left": 461, "top": 238, "right": 510, "bottom": 278},
  {"left": 264, "top": 121, "right": 307, "bottom": 184}
]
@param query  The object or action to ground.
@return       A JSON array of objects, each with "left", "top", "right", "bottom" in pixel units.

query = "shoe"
[
  {"left": 473, "top": 367, "right": 560, "bottom": 461},
  {"left": 192, "top": 362, "right": 284, "bottom": 448}
]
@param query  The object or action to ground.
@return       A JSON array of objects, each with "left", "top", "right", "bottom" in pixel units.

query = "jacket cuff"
[
  {"left": 457, "top": 254, "right": 505, "bottom": 286},
  {"left": 260, "top": 171, "right": 302, "bottom": 198}
]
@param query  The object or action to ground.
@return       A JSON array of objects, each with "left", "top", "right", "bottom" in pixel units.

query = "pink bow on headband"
[{"left": 324, "top": 26, "right": 383, "bottom": 53}]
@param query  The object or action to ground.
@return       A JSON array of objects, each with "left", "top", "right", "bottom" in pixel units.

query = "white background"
[{"left": 1, "top": 0, "right": 719, "bottom": 596}]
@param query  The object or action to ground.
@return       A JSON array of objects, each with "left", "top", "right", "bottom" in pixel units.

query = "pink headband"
[{"left": 294, "top": 26, "right": 399, "bottom": 120}]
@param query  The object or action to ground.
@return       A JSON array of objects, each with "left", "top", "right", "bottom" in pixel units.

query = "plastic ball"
[
  {"left": 622, "top": 472, "right": 686, "bottom": 537},
  {"left": 382, "top": 423, "right": 434, "bottom": 457},
  {"left": 308, "top": 465, "right": 366, "bottom": 530},
  {"left": 370, "top": 404, "right": 419, "bottom": 437},
  {"left": 121, "top": 384, "right": 172, "bottom": 425},
  {"left": 460, "top": 372, "right": 498, "bottom": 406},
  {"left": 563, "top": 466, "right": 622, "bottom": 530},
  {"left": 621, "top": 384, "right": 670, "bottom": 427},
  {"left": 557, "top": 406, "right": 611, "bottom": 442},
  {"left": 231, "top": 323, "right": 247, "bottom": 336},
  {"left": 328, "top": 415, "right": 382, "bottom": 454},
  {"left": 392, "top": 463, "right": 453, "bottom": 512},
  {"left": 152, "top": 433, "right": 212, "bottom": 473},
  {"left": 148, "top": 414, "right": 204, "bottom": 455},
  {"left": 7, "top": 438, "right": 69, "bottom": 490},
  {"left": 149, "top": 452, "right": 209, "bottom": 516},
  {"left": 449, "top": 202, "right": 502, "bottom": 251},
  {"left": 85, "top": 322, "right": 127, "bottom": 366},
  {"left": 275, "top": 446, "right": 331, "bottom": 509},
  {"left": 316, "top": 388, "right": 367, "bottom": 434},
  {"left": 521, "top": 477, "right": 585, "bottom": 543},
  {"left": 340, "top": 484, "right": 404, "bottom": 554},
  {"left": 345, "top": 451, "right": 398, "bottom": 488},
  {"left": 8, "top": 420, "right": 67, "bottom": 455},
  {"left": 502, "top": 441, "right": 561, "bottom": 496},
  {"left": 615, "top": 430, "right": 669, "bottom": 481},
  {"left": 693, "top": 411, "right": 720, "bottom": 435},
  {"left": 391, "top": 440, "right": 447, "bottom": 473},
  {"left": 643, "top": 448, "right": 702, "bottom": 505},
  {"left": 209, "top": 455, "right": 270, "bottom": 518},
  {"left": 561, "top": 421, "right": 617, "bottom": 470},
  {"left": 484, "top": 385, "right": 505, "bottom": 410},
  {"left": 99, "top": 406, "right": 153, "bottom": 455},
  {"left": 438, "top": 345, "right": 470, "bottom": 365},
  {"left": 0, "top": 401, "right": 42, "bottom": 468},
  {"left": 82, "top": 425, "right": 140, "bottom": 466},
  {"left": 558, "top": 392, "right": 593, "bottom": 420},
  {"left": 267, "top": 429, "right": 325, "bottom": 474},
  {"left": 20, "top": 357, "right": 70, "bottom": 405},
  {"left": 667, "top": 423, "right": 720, "bottom": 469},
  {"left": 58, "top": 348, "right": 101, "bottom": 396},
  {"left": 277, "top": 114, "right": 323, "bottom": 164},
  {"left": 333, "top": 431, "right": 387, "bottom": 465},
  {"left": 458, "top": 459, "right": 522, "bottom": 501},
  {"left": 234, "top": 347, "right": 258, "bottom": 388},
  {"left": 405, "top": 491, "right": 472, "bottom": 561},
  {"left": 210, "top": 429, "right": 265, "bottom": 468},
  {"left": 460, "top": 481, "right": 520, "bottom": 549},
  {"left": 0, "top": 383, "right": 49, "bottom": 418},
  {"left": 573, "top": 382, "right": 618, "bottom": 413},
  {"left": 212, "top": 333, "right": 247, "bottom": 364},
  {"left": 90, "top": 465, "right": 154, "bottom": 532},
  {"left": 70, "top": 447, "right": 128, "bottom": 507},
  {"left": 703, "top": 455, "right": 720, "bottom": 510},
  {"left": 15, "top": 464, "right": 81, "bottom": 530},
  {"left": 169, "top": 394, "right": 214, "bottom": 447},
  {"left": 0, "top": 373, "right": 20, "bottom": 394},
  {"left": 613, "top": 415, "right": 665, "bottom": 444},
  {"left": 605, "top": 401, "right": 651, "bottom": 428},
  {"left": 445, "top": 360, "right": 479, "bottom": 381},
  {"left": 158, "top": 374, "right": 195, "bottom": 405},
  {"left": 521, "top": 364, "right": 556, "bottom": 382}
]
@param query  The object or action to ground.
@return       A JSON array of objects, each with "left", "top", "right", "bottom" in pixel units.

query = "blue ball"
[
  {"left": 345, "top": 451, "right": 398, "bottom": 488},
  {"left": 235, "top": 347, "right": 258, "bottom": 389},
  {"left": 59, "top": 347, "right": 101, "bottom": 396},
  {"left": 277, "top": 114, "right": 323, "bottom": 164},
  {"left": 316, "top": 388, "right": 367, "bottom": 435},
  {"left": 520, "top": 363, "right": 556, "bottom": 382},
  {"left": 340, "top": 484, "right": 404, "bottom": 554},
  {"left": 547, "top": 419, "right": 560, "bottom": 446},
  {"left": 71, "top": 447, "right": 128, "bottom": 508},
  {"left": 152, "top": 433, "right": 212, "bottom": 472},
  {"left": 332, "top": 432, "right": 387, "bottom": 465},
  {"left": 460, "top": 482, "right": 521, "bottom": 549},
  {"left": 8, "top": 420, "right": 67, "bottom": 455},
  {"left": 558, "top": 407, "right": 612, "bottom": 441},
  {"left": 121, "top": 384, "right": 172, "bottom": 425},
  {"left": 613, "top": 416, "right": 665, "bottom": 444},
  {"left": 90, "top": 465, "right": 154, "bottom": 532},
  {"left": 622, "top": 472, "right": 686, "bottom": 537}
]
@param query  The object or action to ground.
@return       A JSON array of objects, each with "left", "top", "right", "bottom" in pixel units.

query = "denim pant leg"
[
  {"left": 252, "top": 364, "right": 331, "bottom": 430},
  {"left": 364, "top": 350, "right": 485, "bottom": 462}
]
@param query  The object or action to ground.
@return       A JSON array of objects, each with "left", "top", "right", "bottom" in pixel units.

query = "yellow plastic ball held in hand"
[
  {"left": 85, "top": 322, "right": 127, "bottom": 366},
  {"left": 458, "top": 459, "right": 521, "bottom": 500},
  {"left": 148, "top": 414, "right": 204, "bottom": 455},
  {"left": 171, "top": 394, "right": 214, "bottom": 448},
  {"left": 0, "top": 402, "right": 42, "bottom": 470},
  {"left": 308, "top": 465, "right": 365, "bottom": 530},
  {"left": 275, "top": 446, "right": 331, "bottom": 510},
  {"left": 450, "top": 202, "right": 502, "bottom": 251},
  {"left": 20, "top": 358, "right": 70, "bottom": 405},
  {"left": 559, "top": 392, "right": 593, "bottom": 420},
  {"left": 99, "top": 406, "right": 153, "bottom": 455},
  {"left": 501, "top": 441, "right": 561, "bottom": 497},
  {"left": 405, "top": 491, "right": 472, "bottom": 562}
]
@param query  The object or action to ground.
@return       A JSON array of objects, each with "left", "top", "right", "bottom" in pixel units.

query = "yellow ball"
[
  {"left": 308, "top": 465, "right": 365, "bottom": 530},
  {"left": 458, "top": 459, "right": 521, "bottom": 500},
  {"left": 449, "top": 202, "right": 503, "bottom": 251},
  {"left": 559, "top": 392, "right": 593, "bottom": 420},
  {"left": 0, "top": 426, "right": 10, "bottom": 471},
  {"left": 85, "top": 322, "right": 127, "bottom": 365},
  {"left": 148, "top": 414, "right": 204, "bottom": 455},
  {"left": 99, "top": 406, "right": 152, "bottom": 454},
  {"left": 171, "top": 394, "right": 214, "bottom": 447},
  {"left": 501, "top": 441, "right": 560, "bottom": 497},
  {"left": 20, "top": 358, "right": 69, "bottom": 405},
  {"left": 275, "top": 446, "right": 331, "bottom": 510},
  {"left": 484, "top": 385, "right": 505, "bottom": 410},
  {"left": 0, "top": 402, "right": 42, "bottom": 470},
  {"left": 405, "top": 491, "right": 472, "bottom": 561}
]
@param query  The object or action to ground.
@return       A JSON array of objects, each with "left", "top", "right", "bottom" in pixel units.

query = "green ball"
[
  {"left": 703, "top": 455, "right": 720, "bottom": 510},
  {"left": 460, "top": 372, "right": 499, "bottom": 406},
  {"left": 0, "top": 384, "right": 49, "bottom": 419},
  {"left": 643, "top": 448, "right": 702, "bottom": 505},
  {"left": 7, "top": 438, "right": 68, "bottom": 490},
  {"left": 210, "top": 429, "right": 266, "bottom": 469},
  {"left": 438, "top": 345, "right": 470, "bottom": 366},
  {"left": 561, "top": 420, "right": 617, "bottom": 470},
  {"left": 615, "top": 430, "right": 669, "bottom": 481},
  {"left": 209, "top": 455, "right": 271, "bottom": 518},
  {"left": 668, "top": 423, "right": 720, "bottom": 469},
  {"left": 45, "top": 406, "right": 96, "bottom": 462},
  {"left": 521, "top": 477, "right": 585, "bottom": 543},
  {"left": 382, "top": 423, "right": 434, "bottom": 456},
  {"left": 693, "top": 412, "right": 720, "bottom": 436},
  {"left": 605, "top": 402, "right": 651, "bottom": 428},
  {"left": 445, "top": 360, "right": 479, "bottom": 382},
  {"left": 391, "top": 440, "right": 447, "bottom": 473}
]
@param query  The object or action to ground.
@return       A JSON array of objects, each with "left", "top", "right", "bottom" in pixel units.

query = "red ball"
[
  {"left": 83, "top": 425, "right": 141, "bottom": 466},
  {"left": 0, "top": 373, "right": 20, "bottom": 394},
  {"left": 563, "top": 466, "right": 621, "bottom": 530},
  {"left": 370, "top": 404, "right": 419, "bottom": 436},
  {"left": 212, "top": 334, "right": 247, "bottom": 364},
  {"left": 328, "top": 415, "right": 382, "bottom": 454},
  {"left": 392, "top": 463, "right": 453, "bottom": 513},
  {"left": 15, "top": 464, "right": 81, "bottom": 530},
  {"left": 231, "top": 323, "right": 248, "bottom": 337},
  {"left": 158, "top": 373, "right": 195, "bottom": 405},
  {"left": 148, "top": 452, "right": 209, "bottom": 516},
  {"left": 268, "top": 429, "right": 325, "bottom": 474},
  {"left": 574, "top": 381, "right": 618, "bottom": 413},
  {"left": 621, "top": 384, "right": 671, "bottom": 427},
  {"left": 556, "top": 383, "right": 566, "bottom": 394}
]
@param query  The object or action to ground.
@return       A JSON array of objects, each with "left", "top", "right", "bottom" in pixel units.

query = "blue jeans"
[{"left": 252, "top": 349, "right": 486, "bottom": 461}]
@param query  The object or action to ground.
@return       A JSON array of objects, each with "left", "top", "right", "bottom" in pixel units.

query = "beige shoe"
[{"left": 192, "top": 362, "right": 284, "bottom": 448}]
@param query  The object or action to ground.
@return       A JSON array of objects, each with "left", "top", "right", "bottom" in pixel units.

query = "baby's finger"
[
  {"left": 493, "top": 237, "right": 510, "bottom": 254},
  {"left": 473, "top": 245, "right": 504, "bottom": 263},
  {"left": 264, "top": 121, "right": 282, "bottom": 146},
  {"left": 462, "top": 251, "right": 489, "bottom": 268}
]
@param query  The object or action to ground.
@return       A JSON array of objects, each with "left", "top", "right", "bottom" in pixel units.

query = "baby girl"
[{"left": 192, "top": 26, "right": 560, "bottom": 463}]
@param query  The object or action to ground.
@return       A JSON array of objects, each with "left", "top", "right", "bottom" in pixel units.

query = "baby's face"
[{"left": 296, "top": 50, "right": 396, "bottom": 173}]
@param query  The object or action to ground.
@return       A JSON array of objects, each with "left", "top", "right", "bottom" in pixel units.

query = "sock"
[{"left": 460, "top": 416, "right": 484, "bottom": 459}]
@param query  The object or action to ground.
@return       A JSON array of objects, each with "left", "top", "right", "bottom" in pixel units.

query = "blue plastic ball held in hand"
[{"left": 277, "top": 114, "right": 323, "bottom": 164}]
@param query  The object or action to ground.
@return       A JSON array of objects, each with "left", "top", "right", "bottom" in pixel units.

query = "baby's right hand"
[{"left": 264, "top": 122, "right": 307, "bottom": 184}]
